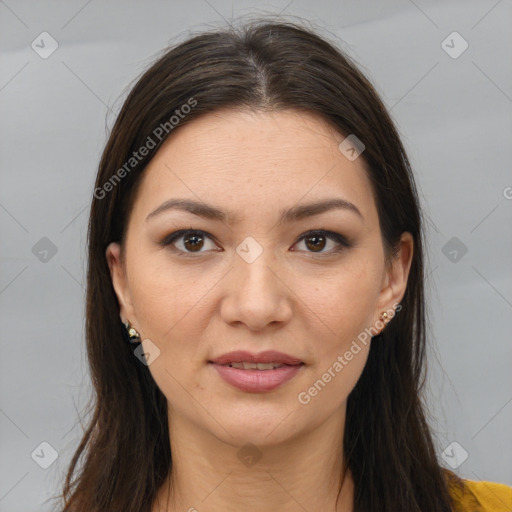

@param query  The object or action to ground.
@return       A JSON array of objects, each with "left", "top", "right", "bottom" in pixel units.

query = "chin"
[{"left": 208, "top": 399, "right": 306, "bottom": 447}]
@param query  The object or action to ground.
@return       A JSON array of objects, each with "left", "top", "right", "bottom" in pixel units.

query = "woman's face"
[{"left": 107, "top": 108, "right": 412, "bottom": 447}]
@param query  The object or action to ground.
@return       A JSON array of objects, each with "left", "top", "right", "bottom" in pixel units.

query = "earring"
[
  {"left": 123, "top": 320, "right": 141, "bottom": 344},
  {"left": 379, "top": 311, "right": 389, "bottom": 334}
]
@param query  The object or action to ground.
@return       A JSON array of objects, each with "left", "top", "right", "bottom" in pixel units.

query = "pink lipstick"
[{"left": 209, "top": 350, "right": 304, "bottom": 392}]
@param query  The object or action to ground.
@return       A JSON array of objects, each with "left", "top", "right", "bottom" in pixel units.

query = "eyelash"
[{"left": 160, "top": 228, "right": 351, "bottom": 257}]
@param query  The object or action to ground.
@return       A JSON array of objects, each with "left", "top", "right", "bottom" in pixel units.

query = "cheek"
[
  {"left": 126, "top": 256, "right": 212, "bottom": 402},
  {"left": 126, "top": 248, "right": 218, "bottom": 342},
  {"left": 305, "top": 260, "right": 382, "bottom": 338},
  {"left": 301, "top": 342, "right": 370, "bottom": 419},
  {"left": 297, "top": 265, "right": 376, "bottom": 412}
]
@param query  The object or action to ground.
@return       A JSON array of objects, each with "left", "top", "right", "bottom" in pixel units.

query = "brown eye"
[
  {"left": 293, "top": 230, "right": 350, "bottom": 255},
  {"left": 182, "top": 232, "right": 204, "bottom": 252},
  {"left": 304, "top": 233, "right": 327, "bottom": 252},
  {"left": 161, "top": 229, "right": 218, "bottom": 255}
]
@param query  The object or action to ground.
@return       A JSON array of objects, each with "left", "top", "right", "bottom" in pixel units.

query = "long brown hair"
[{"left": 55, "top": 18, "right": 458, "bottom": 512}]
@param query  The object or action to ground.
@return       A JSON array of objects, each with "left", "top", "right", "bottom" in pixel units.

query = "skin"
[{"left": 106, "top": 108, "right": 413, "bottom": 512}]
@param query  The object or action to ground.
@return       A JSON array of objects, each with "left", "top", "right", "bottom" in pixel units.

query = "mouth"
[
  {"left": 208, "top": 350, "right": 305, "bottom": 392},
  {"left": 209, "top": 349, "right": 304, "bottom": 367},
  {"left": 219, "top": 361, "right": 292, "bottom": 370}
]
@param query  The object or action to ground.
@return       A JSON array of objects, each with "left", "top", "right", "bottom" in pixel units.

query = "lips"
[
  {"left": 209, "top": 350, "right": 303, "bottom": 367},
  {"left": 212, "top": 364, "right": 303, "bottom": 392},
  {"left": 208, "top": 350, "right": 305, "bottom": 392}
]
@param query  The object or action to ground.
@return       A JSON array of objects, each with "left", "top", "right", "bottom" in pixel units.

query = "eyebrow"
[{"left": 145, "top": 197, "right": 363, "bottom": 224}]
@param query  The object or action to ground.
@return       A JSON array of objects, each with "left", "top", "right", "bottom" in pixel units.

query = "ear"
[
  {"left": 375, "top": 232, "right": 414, "bottom": 322},
  {"left": 105, "top": 242, "right": 136, "bottom": 326}
]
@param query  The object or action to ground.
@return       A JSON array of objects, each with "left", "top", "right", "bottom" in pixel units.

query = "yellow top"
[{"left": 448, "top": 476, "right": 512, "bottom": 512}]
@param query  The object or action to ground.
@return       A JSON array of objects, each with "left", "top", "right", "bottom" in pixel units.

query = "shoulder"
[{"left": 446, "top": 471, "right": 512, "bottom": 512}]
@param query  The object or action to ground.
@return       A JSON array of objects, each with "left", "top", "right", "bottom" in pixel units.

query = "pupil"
[
  {"left": 184, "top": 233, "right": 203, "bottom": 251},
  {"left": 306, "top": 235, "right": 326, "bottom": 252}
]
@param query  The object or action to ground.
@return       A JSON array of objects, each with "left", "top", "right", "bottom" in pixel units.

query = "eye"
[
  {"left": 292, "top": 230, "right": 350, "bottom": 254},
  {"left": 161, "top": 228, "right": 350, "bottom": 257},
  {"left": 161, "top": 229, "right": 219, "bottom": 255}
]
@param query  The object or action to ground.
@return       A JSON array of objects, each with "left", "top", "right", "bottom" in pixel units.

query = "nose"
[{"left": 220, "top": 248, "right": 293, "bottom": 331}]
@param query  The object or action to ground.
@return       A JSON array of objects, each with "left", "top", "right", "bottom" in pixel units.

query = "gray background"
[{"left": 1, "top": 1, "right": 511, "bottom": 510}]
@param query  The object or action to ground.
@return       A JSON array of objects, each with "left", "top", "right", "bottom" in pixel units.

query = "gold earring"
[
  {"left": 123, "top": 321, "right": 141, "bottom": 344},
  {"left": 379, "top": 311, "right": 389, "bottom": 334}
]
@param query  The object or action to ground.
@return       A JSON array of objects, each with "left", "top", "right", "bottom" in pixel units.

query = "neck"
[{"left": 153, "top": 406, "right": 354, "bottom": 512}]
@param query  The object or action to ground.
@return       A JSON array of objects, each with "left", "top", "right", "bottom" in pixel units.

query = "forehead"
[{"left": 132, "top": 108, "right": 377, "bottom": 223}]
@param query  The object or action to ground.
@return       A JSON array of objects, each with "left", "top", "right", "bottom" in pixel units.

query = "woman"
[{"left": 57, "top": 19, "right": 512, "bottom": 512}]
